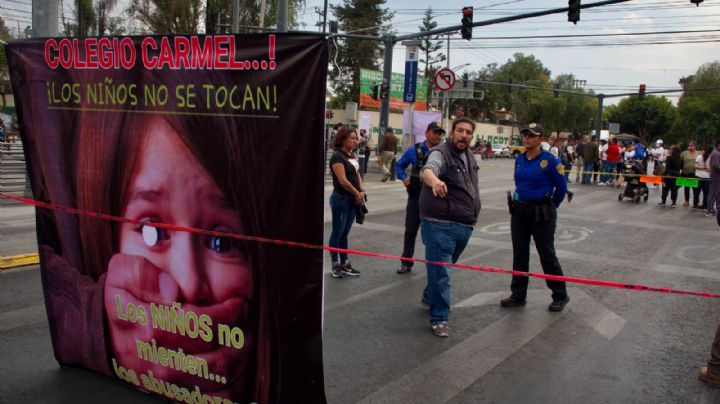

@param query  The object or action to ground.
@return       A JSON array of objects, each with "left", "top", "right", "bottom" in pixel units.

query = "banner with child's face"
[{"left": 7, "top": 34, "right": 328, "bottom": 404}]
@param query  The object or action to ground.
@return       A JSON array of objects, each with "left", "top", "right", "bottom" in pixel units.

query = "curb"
[{"left": 0, "top": 253, "right": 39, "bottom": 270}]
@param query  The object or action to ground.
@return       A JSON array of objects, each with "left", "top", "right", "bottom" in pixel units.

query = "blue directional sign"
[{"left": 403, "top": 60, "right": 418, "bottom": 103}]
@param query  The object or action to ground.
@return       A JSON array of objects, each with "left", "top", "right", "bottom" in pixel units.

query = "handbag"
[{"left": 355, "top": 203, "right": 368, "bottom": 224}]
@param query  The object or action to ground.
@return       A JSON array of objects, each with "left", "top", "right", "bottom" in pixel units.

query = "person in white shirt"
[
  {"left": 652, "top": 139, "right": 665, "bottom": 175},
  {"left": 696, "top": 145, "right": 712, "bottom": 210}
]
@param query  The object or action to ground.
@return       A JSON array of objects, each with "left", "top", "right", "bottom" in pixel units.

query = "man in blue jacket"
[{"left": 395, "top": 122, "right": 444, "bottom": 274}]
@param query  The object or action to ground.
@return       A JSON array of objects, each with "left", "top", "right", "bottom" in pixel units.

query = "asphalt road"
[{"left": 2, "top": 156, "right": 720, "bottom": 403}]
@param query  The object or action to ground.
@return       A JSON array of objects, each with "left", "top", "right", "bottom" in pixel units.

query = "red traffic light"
[{"left": 462, "top": 7, "right": 473, "bottom": 15}]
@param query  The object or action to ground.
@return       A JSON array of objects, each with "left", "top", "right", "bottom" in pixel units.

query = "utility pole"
[
  {"left": 277, "top": 0, "right": 288, "bottom": 32},
  {"left": 32, "top": 0, "right": 60, "bottom": 37},
  {"left": 378, "top": 36, "right": 394, "bottom": 146},
  {"left": 232, "top": 0, "right": 239, "bottom": 33},
  {"left": 444, "top": 34, "right": 450, "bottom": 132},
  {"left": 595, "top": 94, "right": 605, "bottom": 140}
]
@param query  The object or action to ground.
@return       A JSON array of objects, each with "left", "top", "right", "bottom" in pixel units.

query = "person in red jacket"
[{"left": 601, "top": 138, "right": 620, "bottom": 185}]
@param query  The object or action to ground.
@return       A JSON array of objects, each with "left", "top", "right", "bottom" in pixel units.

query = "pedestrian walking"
[
  {"left": 696, "top": 146, "right": 712, "bottom": 210},
  {"left": 501, "top": 122, "right": 570, "bottom": 312},
  {"left": 699, "top": 322, "right": 720, "bottom": 387},
  {"left": 395, "top": 122, "right": 444, "bottom": 274},
  {"left": 328, "top": 127, "right": 364, "bottom": 278},
  {"left": 358, "top": 129, "right": 372, "bottom": 176},
  {"left": 680, "top": 141, "right": 700, "bottom": 207},
  {"left": 582, "top": 135, "right": 599, "bottom": 184},
  {"left": 419, "top": 117, "right": 481, "bottom": 337},
  {"left": 574, "top": 135, "right": 586, "bottom": 183},
  {"left": 659, "top": 146, "right": 682, "bottom": 208},
  {"left": 378, "top": 127, "right": 398, "bottom": 182},
  {"left": 706, "top": 139, "right": 720, "bottom": 217}
]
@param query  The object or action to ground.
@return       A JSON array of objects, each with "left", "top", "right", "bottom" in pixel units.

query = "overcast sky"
[
  {"left": 299, "top": 0, "right": 720, "bottom": 104},
  {"left": 2, "top": 0, "right": 717, "bottom": 105}
]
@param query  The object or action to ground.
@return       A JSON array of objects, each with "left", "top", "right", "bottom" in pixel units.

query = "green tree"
[
  {"left": 127, "top": 0, "right": 203, "bottom": 34},
  {"left": 0, "top": 17, "right": 12, "bottom": 112},
  {"left": 605, "top": 95, "right": 676, "bottom": 142},
  {"left": 673, "top": 61, "right": 720, "bottom": 146},
  {"left": 64, "top": 0, "right": 97, "bottom": 36},
  {"left": 205, "top": 0, "right": 306, "bottom": 34},
  {"left": 418, "top": 8, "right": 445, "bottom": 111},
  {"left": 329, "top": 0, "right": 394, "bottom": 108},
  {"left": 106, "top": 16, "right": 127, "bottom": 35},
  {"left": 493, "top": 53, "right": 552, "bottom": 126},
  {"left": 95, "top": 0, "right": 119, "bottom": 36}
]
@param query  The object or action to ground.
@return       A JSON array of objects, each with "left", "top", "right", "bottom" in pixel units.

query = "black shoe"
[
  {"left": 341, "top": 262, "right": 360, "bottom": 276},
  {"left": 397, "top": 264, "right": 412, "bottom": 274},
  {"left": 500, "top": 296, "right": 526, "bottom": 308},
  {"left": 331, "top": 263, "right": 344, "bottom": 278},
  {"left": 549, "top": 297, "right": 570, "bottom": 312}
]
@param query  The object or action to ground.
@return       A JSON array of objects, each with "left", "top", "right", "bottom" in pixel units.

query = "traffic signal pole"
[{"left": 378, "top": 36, "right": 394, "bottom": 147}]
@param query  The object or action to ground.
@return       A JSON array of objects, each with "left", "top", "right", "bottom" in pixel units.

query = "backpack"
[
  {"left": 634, "top": 144, "right": 646, "bottom": 159},
  {"left": 409, "top": 142, "right": 427, "bottom": 190},
  {"left": 560, "top": 145, "right": 569, "bottom": 165}
]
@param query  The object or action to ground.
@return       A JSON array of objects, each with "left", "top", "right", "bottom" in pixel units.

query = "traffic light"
[
  {"left": 553, "top": 83, "right": 560, "bottom": 98},
  {"left": 507, "top": 78, "right": 513, "bottom": 93},
  {"left": 568, "top": 0, "right": 580, "bottom": 25},
  {"left": 380, "top": 82, "right": 390, "bottom": 100},
  {"left": 638, "top": 84, "right": 646, "bottom": 100},
  {"left": 370, "top": 84, "right": 380, "bottom": 100},
  {"left": 690, "top": 0, "right": 704, "bottom": 6},
  {"left": 461, "top": 7, "right": 473, "bottom": 41}
]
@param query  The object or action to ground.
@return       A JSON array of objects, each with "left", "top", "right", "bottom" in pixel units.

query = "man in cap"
[
  {"left": 652, "top": 139, "right": 665, "bottom": 177},
  {"left": 395, "top": 122, "right": 445, "bottom": 274}
]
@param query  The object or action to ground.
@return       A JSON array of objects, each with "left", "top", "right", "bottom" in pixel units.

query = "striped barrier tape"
[{"left": 1, "top": 191, "right": 718, "bottom": 299}]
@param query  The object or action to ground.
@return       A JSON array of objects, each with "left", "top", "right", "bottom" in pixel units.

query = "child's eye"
[
  {"left": 204, "top": 235, "right": 238, "bottom": 253},
  {"left": 141, "top": 223, "right": 169, "bottom": 247}
]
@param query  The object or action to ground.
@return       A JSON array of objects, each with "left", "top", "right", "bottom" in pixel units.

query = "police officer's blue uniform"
[
  {"left": 395, "top": 142, "right": 430, "bottom": 272},
  {"left": 505, "top": 149, "right": 569, "bottom": 309}
]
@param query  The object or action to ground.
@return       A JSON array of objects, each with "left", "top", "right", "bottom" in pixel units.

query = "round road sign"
[{"left": 434, "top": 68, "right": 456, "bottom": 91}]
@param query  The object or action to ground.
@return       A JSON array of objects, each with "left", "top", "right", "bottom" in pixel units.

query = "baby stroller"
[{"left": 618, "top": 159, "right": 649, "bottom": 203}]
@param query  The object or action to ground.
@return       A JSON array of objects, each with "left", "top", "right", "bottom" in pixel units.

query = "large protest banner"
[{"left": 7, "top": 34, "right": 328, "bottom": 404}]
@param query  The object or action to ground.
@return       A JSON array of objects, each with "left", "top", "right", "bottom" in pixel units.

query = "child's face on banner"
[{"left": 106, "top": 117, "right": 254, "bottom": 395}]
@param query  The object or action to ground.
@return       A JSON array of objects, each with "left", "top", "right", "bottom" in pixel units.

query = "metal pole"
[
  {"left": 444, "top": 34, "right": 450, "bottom": 133},
  {"left": 259, "top": 0, "right": 267, "bottom": 29},
  {"left": 232, "top": 0, "right": 239, "bottom": 33},
  {"left": 595, "top": 94, "right": 604, "bottom": 139},
  {"left": 77, "top": 0, "right": 83, "bottom": 36},
  {"left": 277, "top": 0, "right": 288, "bottom": 32},
  {"left": 378, "top": 36, "right": 394, "bottom": 147},
  {"left": 322, "top": 0, "right": 329, "bottom": 34}
]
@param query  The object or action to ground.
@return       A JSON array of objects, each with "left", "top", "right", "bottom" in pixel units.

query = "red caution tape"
[{"left": 2, "top": 191, "right": 719, "bottom": 299}]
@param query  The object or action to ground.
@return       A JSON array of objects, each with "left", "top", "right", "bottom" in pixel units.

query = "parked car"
[{"left": 492, "top": 144, "right": 511, "bottom": 158}]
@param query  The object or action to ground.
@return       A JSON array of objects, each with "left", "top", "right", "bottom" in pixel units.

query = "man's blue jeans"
[
  {"left": 329, "top": 192, "right": 356, "bottom": 264},
  {"left": 601, "top": 161, "right": 615, "bottom": 183},
  {"left": 421, "top": 218, "right": 472, "bottom": 324},
  {"left": 582, "top": 162, "right": 594, "bottom": 184}
]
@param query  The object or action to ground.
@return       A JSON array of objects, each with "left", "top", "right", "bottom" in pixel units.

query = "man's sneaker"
[
  {"left": 500, "top": 296, "right": 527, "bottom": 308},
  {"left": 707, "top": 211, "right": 717, "bottom": 217},
  {"left": 431, "top": 322, "right": 449, "bottom": 338},
  {"left": 331, "top": 264, "right": 344, "bottom": 279},
  {"left": 341, "top": 262, "right": 360, "bottom": 276},
  {"left": 549, "top": 297, "right": 570, "bottom": 312},
  {"left": 670, "top": 204, "right": 677, "bottom": 208},
  {"left": 658, "top": 202, "right": 666, "bottom": 207},
  {"left": 397, "top": 264, "right": 412, "bottom": 274}
]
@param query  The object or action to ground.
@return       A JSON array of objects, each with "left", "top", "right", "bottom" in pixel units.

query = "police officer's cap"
[{"left": 520, "top": 123, "right": 545, "bottom": 137}]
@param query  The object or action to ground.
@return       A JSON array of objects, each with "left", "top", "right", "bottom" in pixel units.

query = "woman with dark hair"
[
  {"left": 696, "top": 145, "right": 713, "bottom": 211},
  {"left": 659, "top": 145, "right": 683, "bottom": 208},
  {"left": 328, "top": 127, "right": 364, "bottom": 278}
]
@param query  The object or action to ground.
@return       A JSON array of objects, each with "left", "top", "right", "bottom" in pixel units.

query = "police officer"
[
  {"left": 395, "top": 122, "right": 444, "bottom": 274},
  {"left": 501, "top": 123, "right": 570, "bottom": 312}
]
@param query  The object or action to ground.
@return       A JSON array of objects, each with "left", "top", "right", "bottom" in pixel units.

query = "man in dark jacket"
[
  {"left": 582, "top": 136, "right": 600, "bottom": 184},
  {"left": 379, "top": 127, "right": 398, "bottom": 182},
  {"left": 419, "top": 117, "right": 480, "bottom": 338}
]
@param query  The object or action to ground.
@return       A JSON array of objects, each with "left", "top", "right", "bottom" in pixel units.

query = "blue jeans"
[
  {"left": 421, "top": 218, "right": 472, "bottom": 324},
  {"left": 582, "top": 162, "right": 594, "bottom": 184},
  {"left": 601, "top": 161, "right": 615, "bottom": 183},
  {"left": 329, "top": 192, "right": 356, "bottom": 264}
]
